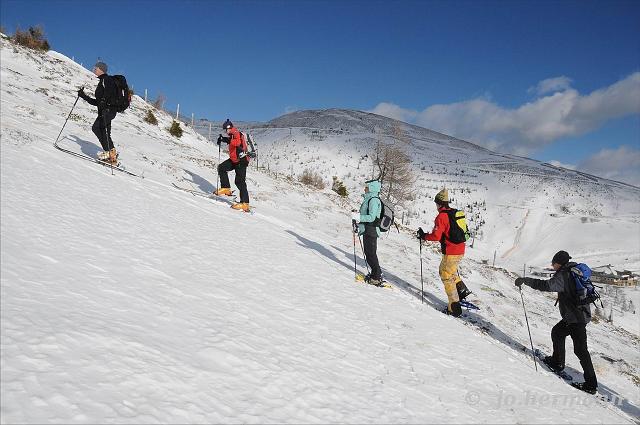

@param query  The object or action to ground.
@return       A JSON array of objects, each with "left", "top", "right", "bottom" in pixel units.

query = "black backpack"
[
  {"left": 107, "top": 75, "right": 131, "bottom": 113},
  {"left": 445, "top": 208, "right": 470, "bottom": 244},
  {"left": 367, "top": 196, "right": 395, "bottom": 232}
]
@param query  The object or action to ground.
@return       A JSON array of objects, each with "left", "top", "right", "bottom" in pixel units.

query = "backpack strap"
[{"left": 366, "top": 196, "right": 382, "bottom": 226}]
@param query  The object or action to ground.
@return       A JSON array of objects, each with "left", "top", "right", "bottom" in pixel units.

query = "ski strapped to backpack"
[
  {"left": 445, "top": 209, "right": 471, "bottom": 244},
  {"left": 570, "top": 263, "right": 603, "bottom": 308},
  {"left": 367, "top": 196, "right": 397, "bottom": 232},
  {"left": 106, "top": 75, "right": 131, "bottom": 113},
  {"left": 239, "top": 131, "right": 257, "bottom": 158}
]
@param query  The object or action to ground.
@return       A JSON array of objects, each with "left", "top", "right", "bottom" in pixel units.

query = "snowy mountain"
[
  {"left": 1, "top": 35, "right": 639, "bottom": 423},
  {"left": 227, "top": 108, "right": 640, "bottom": 274}
]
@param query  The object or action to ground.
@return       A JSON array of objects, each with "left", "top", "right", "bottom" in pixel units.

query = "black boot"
[
  {"left": 457, "top": 281, "right": 472, "bottom": 301},
  {"left": 450, "top": 302, "right": 462, "bottom": 317},
  {"left": 571, "top": 382, "right": 597, "bottom": 395},
  {"left": 542, "top": 356, "right": 565, "bottom": 373}
]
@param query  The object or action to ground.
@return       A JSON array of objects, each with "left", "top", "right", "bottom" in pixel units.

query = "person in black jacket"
[
  {"left": 78, "top": 61, "right": 118, "bottom": 163},
  {"left": 515, "top": 250, "right": 598, "bottom": 394}
]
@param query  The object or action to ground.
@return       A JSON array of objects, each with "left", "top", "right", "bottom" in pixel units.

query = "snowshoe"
[
  {"left": 355, "top": 273, "right": 392, "bottom": 289},
  {"left": 534, "top": 350, "right": 573, "bottom": 381},
  {"left": 442, "top": 302, "right": 463, "bottom": 317},
  {"left": 459, "top": 300, "right": 480, "bottom": 310}
]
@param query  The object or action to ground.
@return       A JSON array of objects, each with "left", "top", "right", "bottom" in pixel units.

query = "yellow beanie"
[{"left": 435, "top": 188, "right": 449, "bottom": 203}]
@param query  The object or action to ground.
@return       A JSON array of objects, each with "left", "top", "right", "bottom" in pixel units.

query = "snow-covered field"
[{"left": 1, "top": 36, "right": 639, "bottom": 423}]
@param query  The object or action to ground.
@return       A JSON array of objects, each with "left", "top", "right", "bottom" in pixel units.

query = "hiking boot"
[
  {"left": 214, "top": 188, "right": 233, "bottom": 196},
  {"left": 108, "top": 148, "right": 118, "bottom": 163},
  {"left": 97, "top": 150, "right": 109, "bottom": 160},
  {"left": 457, "top": 281, "right": 472, "bottom": 301},
  {"left": 449, "top": 301, "right": 462, "bottom": 317},
  {"left": 571, "top": 382, "right": 597, "bottom": 395},
  {"left": 542, "top": 356, "right": 565, "bottom": 373},
  {"left": 231, "top": 202, "right": 250, "bottom": 212},
  {"left": 365, "top": 276, "right": 383, "bottom": 286}
]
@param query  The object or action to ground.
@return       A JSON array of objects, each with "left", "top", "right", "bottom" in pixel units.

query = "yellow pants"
[{"left": 439, "top": 255, "right": 463, "bottom": 308}]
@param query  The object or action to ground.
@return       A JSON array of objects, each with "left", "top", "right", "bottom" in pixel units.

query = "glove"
[
  {"left": 515, "top": 277, "right": 527, "bottom": 287},
  {"left": 77, "top": 88, "right": 85, "bottom": 98},
  {"left": 216, "top": 134, "right": 223, "bottom": 145},
  {"left": 352, "top": 219, "right": 359, "bottom": 234},
  {"left": 416, "top": 227, "right": 425, "bottom": 240}
]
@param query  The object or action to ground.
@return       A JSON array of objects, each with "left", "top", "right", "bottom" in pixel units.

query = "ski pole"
[
  {"left": 419, "top": 239, "right": 424, "bottom": 304},
  {"left": 358, "top": 235, "right": 370, "bottom": 276},
  {"left": 520, "top": 287, "right": 538, "bottom": 371},
  {"left": 216, "top": 141, "right": 221, "bottom": 192},
  {"left": 55, "top": 92, "right": 81, "bottom": 144},
  {"left": 352, "top": 219, "right": 357, "bottom": 280}
]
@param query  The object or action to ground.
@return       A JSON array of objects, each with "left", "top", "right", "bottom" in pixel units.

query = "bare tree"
[
  {"left": 152, "top": 93, "right": 166, "bottom": 111},
  {"left": 373, "top": 140, "right": 416, "bottom": 206}
]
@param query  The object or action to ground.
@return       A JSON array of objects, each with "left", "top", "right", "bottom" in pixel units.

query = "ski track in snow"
[{"left": 1, "top": 36, "right": 639, "bottom": 424}]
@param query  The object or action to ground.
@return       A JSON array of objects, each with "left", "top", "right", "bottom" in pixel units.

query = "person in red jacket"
[
  {"left": 416, "top": 188, "right": 471, "bottom": 317},
  {"left": 215, "top": 119, "right": 250, "bottom": 212}
]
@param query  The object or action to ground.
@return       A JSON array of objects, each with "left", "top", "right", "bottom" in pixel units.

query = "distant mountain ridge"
[
  {"left": 256, "top": 108, "right": 638, "bottom": 191},
  {"left": 265, "top": 108, "right": 490, "bottom": 153}
]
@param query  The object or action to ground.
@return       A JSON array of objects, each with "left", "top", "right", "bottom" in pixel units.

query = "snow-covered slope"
[
  {"left": 1, "top": 37, "right": 639, "bottom": 423},
  {"left": 226, "top": 109, "right": 640, "bottom": 273}
]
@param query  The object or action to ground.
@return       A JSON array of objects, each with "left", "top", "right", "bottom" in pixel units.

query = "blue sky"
[{"left": 2, "top": 0, "right": 639, "bottom": 184}]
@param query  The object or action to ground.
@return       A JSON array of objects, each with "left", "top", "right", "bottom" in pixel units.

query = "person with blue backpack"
[
  {"left": 515, "top": 250, "right": 599, "bottom": 394},
  {"left": 354, "top": 179, "right": 383, "bottom": 286}
]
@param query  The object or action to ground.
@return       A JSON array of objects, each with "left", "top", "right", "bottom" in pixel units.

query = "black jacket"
[
  {"left": 80, "top": 74, "right": 116, "bottom": 113},
  {"left": 521, "top": 262, "right": 591, "bottom": 324}
]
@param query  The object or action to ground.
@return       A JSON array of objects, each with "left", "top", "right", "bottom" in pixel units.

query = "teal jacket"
[{"left": 358, "top": 180, "right": 382, "bottom": 237}]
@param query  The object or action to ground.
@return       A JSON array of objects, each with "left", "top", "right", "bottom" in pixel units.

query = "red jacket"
[
  {"left": 422, "top": 206, "right": 466, "bottom": 255},
  {"left": 227, "top": 127, "right": 249, "bottom": 164}
]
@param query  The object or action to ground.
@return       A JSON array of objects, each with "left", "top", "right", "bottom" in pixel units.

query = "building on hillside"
[
  {"left": 591, "top": 265, "right": 638, "bottom": 287},
  {"left": 530, "top": 267, "right": 555, "bottom": 278}
]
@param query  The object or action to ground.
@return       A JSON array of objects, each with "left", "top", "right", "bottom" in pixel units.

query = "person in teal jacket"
[{"left": 356, "top": 179, "right": 383, "bottom": 285}]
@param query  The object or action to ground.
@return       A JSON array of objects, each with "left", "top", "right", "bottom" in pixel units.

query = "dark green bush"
[{"left": 168, "top": 121, "right": 183, "bottom": 138}]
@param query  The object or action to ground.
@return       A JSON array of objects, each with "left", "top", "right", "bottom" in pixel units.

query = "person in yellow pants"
[
  {"left": 417, "top": 189, "right": 469, "bottom": 316},
  {"left": 439, "top": 254, "right": 464, "bottom": 311}
]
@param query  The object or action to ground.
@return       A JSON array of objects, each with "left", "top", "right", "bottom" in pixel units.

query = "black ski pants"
[
  {"left": 363, "top": 234, "right": 381, "bottom": 280},
  {"left": 551, "top": 320, "right": 597, "bottom": 388},
  {"left": 92, "top": 109, "right": 117, "bottom": 152},
  {"left": 218, "top": 158, "right": 249, "bottom": 203}
]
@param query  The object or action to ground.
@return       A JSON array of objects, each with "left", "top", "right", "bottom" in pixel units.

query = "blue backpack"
[{"left": 570, "top": 263, "right": 602, "bottom": 307}]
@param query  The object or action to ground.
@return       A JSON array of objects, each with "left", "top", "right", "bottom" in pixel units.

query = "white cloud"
[
  {"left": 528, "top": 76, "right": 573, "bottom": 96},
  {"left": 369, "top": 102, "right": 417, "bottom": 123},
  {"left": 370, "top": 72, "right": 640, "bottom": 156},
  {"left": 577, "top": 145, "right": 640, "bottom": 187},
  {"left": 547, "top": 160, "right": 576, "bottom": 170}
]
